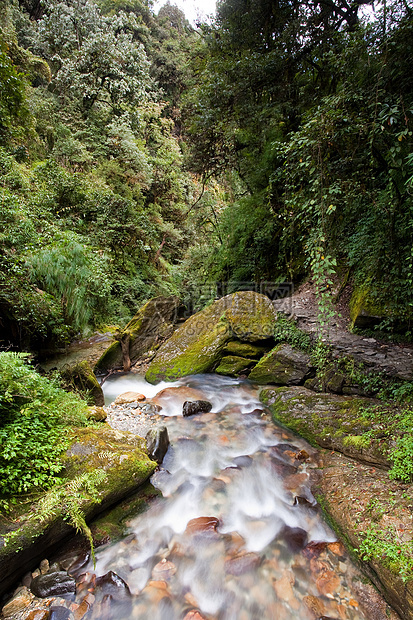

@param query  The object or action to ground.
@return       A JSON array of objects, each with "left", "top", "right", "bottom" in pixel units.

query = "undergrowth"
[{"left": 0, "top": 351, "right": 89, "bottom": 501}]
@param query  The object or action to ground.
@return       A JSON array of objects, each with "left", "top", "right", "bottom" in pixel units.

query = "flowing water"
[{"left": 86, "top": 374, "right": 368, "bottom": 620}]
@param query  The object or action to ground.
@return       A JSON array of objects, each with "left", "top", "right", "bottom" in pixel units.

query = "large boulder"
[
  {"left": 0, "top": 427, "right": 156, "bottom": 598},
  {"left": 260, "top": 386, "right": 391, "bottom": 467},
  {"left": 249, "top": 344, "right": 312, "bottom": 386},
  {"left": 95, "top": 296, "right": 180, "bottom": 373},
  {"left": 145, "top": 292, "right": 276, "bottom": 384}
]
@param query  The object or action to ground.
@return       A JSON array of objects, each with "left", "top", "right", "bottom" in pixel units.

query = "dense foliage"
[
  {"left": 0, "top": 352, "right": 88, "bottom": 499},
  {"left": 1, "top": 0, "right": 413, "bottom": 348},
  {"left": 0, "top": 0, "right": 203, "bottom": 350},
  {"left": 184, "top": 0, "right": 413, "bottom": 324}
]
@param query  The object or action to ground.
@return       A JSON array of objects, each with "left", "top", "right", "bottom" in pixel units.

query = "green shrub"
[{"left": 0, "top": 352, "right": 89, "bottom": 497}]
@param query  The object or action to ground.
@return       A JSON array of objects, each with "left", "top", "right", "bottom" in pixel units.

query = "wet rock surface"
[
  {"left": 182, "top": 400, "right": 212, "bottom": 417},
  {"left": 30, "top": 572, "right": 76, "bottom": 598}
]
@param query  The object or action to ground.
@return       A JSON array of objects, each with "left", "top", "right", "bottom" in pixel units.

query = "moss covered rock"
[
  {"left": 260, "top": 386, "right": 391, "bottom": 467},
  {"left": 222, "top": 340, "right": 271, "bottom": 359},
  {"left": 0, "top": 427, "right": 156, "bottom": 598},
  {"left": 145, "top": 292, "right": 276, "bottom": 384},
  {"left": 60, "top": 360, "right": 104, "bottom": 406},
  {"left": 215, "top": 355, "right": 256, "bottom": 376},
  {"left": 249, "top": 344, "right": 312, "bottom": 386},
  {"left": 95, "top": 296, "right": 180, "bottom": 373}
]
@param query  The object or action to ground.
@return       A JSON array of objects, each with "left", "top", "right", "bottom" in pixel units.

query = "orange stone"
[
  {"left": 316, "top": 569, "right": 340, "bottom": 596},
  {"left": 185, "top": 516, "right": 219, "bottom": 535}
]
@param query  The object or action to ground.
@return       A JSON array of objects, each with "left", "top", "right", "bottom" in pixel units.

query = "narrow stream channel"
[{"left": 88, "top": 374, "right": 369, "bottom": 619}]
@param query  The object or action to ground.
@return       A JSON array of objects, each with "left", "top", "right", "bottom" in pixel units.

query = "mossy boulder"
[
  {"left": 222, "top": 340, "right": 271, "bottom": 359},
  {"left": 0, "top": 427, "right": 156, "bottom": 598},
  {"left": 145, "top": 292, "right": 276, "bottom": 384},
  {"left": 60, "top": 360, "right": 104, "bottom": 406},
  {"left": 95, "top": 296, "right": 180, "bottom": 373},
  {"left": 215, "top": 355, "right": 256, "bottom": 376},
  {"left": 249, "top": 344, "right": 312, "bottom": 386},
  {"left": 260, "top": 386, "right": 391, "bottom": 467}
]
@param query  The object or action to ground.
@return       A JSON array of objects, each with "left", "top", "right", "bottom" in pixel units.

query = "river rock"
[
  {"left": 49, "top": 607, "right": 74, "bottom": 620},
  {"left": 114, "top": 392, "right": 146, "bottom": 405},
  {"left": 95, "top": 571, "right": 131, "bottom": 599},
  {"left": 224, "top": 552, "right": 261, "bottom": 576},
  {"left": 1, "top": 587, "right": 32, "bottom": 617},
  {"left": 150, "top": 386, "right": 207, "bottom": 410},
  {"left": 280, "top": 525, "right": 308, "bottom": 552},
  {"left": 95, "top": 296, "right": 180, "bottom": 373},
  {"left": 145, "top": 291, "right": 276, "bottom": 383},
  {"left": 24, "top": 611, "right": 50, "bottom": 620},
  {"left": 249, "top": 344, "right": 313, "bottom": 385},
  {"left": 151, "top": 559, "right": 177, "bottom": 581},
  {"left": 182, "top": 400, "right": 212, "bottom": 417},
  {"left": 145, "top": 426, "right": 169, "bottom": 463},
  {"left": 185, "top": 516, "right": 220, "bottom": 536},
  {"left": 31, "top": 571, "right": 76, "bottom": 597}
]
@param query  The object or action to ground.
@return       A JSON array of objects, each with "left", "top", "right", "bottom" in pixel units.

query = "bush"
[{"left": 0, "top": 352, "right": 88, "bottom": 497}]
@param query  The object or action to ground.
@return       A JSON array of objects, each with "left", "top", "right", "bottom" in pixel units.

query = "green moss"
[
  {"left": 249, "top": 344, "right": 311, "bottom": 385},
  {"left": 215, "top": 355, "right": 256, "bottom": 376},
  {"left": 223, "top": 340, "right": 270, "bottom": 359},
  {"left": 94, "top": 340, "right": 122, "bottom": 373}
]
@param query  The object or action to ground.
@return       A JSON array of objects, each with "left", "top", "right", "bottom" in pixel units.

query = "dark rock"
[
  {"left": 302, "top": 541, "right": 328, "bottom": 560},
  {"left": 145, "top": 426, "right": 169, "bottom": 463},
  {"left": 95, "top": 571, "right": 131, "bottom": 599},
  {"left": 49, "top": 607, "right": 74, "bottom": 620},
  {"left": 232, "top": 455, "right": 253, "bottom": 467},
  {"left": 31, "top": 571, "right": 76, "bottom": 598},
  {"left": 280, "top": 525, "right": 308, "bottom": 552},
  {"left": 66, "top": 551, "right": 90, "bottom": 576},
  {"left": 182, "top": 400, "right": 212, "bottom": 417}
]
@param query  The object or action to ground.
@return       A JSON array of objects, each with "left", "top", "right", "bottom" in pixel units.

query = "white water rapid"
[{"left": 88, "top": 373, "right": 368, "bottom": 620}]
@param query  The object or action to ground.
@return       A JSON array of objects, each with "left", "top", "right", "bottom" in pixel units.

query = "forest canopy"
[{"left": 1, "top": 0, "right": 413, "bottom": 351}]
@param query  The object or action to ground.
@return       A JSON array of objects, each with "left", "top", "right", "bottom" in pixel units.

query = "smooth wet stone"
[
  {"left": 115, "top": 392, "right": 146, "bottom": 405},
  {"left": 31, "top": 572, "right": 76, "bottom": 598},
  {"left": 49, "top": 607, "right": 74, "bottom": 620},
  {"left": 151, "top": 559, "right": 177, "bottom": 581},
  {"left": 272, "top": 571, "right": 300, "bottom": 610},
  {"left": 141, "top": 580, "right": 171, "bottom": 604},
  {"left": 2, "top": 587, "right": 32, "bottom": 617},
  {"left": 303, "top": 595, "right": 327, "bottom": 617},
  {"left": 280, "top": 525, "right": 308, "bottom": 552},
  {"left": 145, "top": 426, "right": 169, "bottom": 463},
  {"left": 95, "top": 571, "right": 131, "bottom": 599},
  {"left": 182, "top": 400, "right": 212, "bottom": 417},
  {"left": 185, "top": 516, "right": 219, "bottom": 536},
  {"left": 224, "top": 552, "right": 261, "bottom": 576},
  {"left": 183, "top": 611, "right": 207, "bottom": 620}
]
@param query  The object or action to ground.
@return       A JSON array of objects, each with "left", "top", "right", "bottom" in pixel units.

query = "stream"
[{"left": 82, "top": 374, "right": 368, "bottom": 619}]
